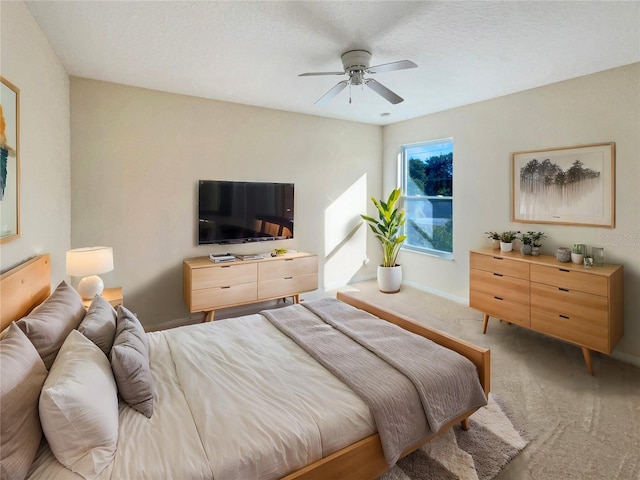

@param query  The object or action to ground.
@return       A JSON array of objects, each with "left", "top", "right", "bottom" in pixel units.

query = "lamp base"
[{"left": 77, "top": 275, "right": 105, "bottom": 300}]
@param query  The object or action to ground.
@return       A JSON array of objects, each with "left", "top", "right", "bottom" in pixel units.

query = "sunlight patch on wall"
[{"left": 323, "top": 174, "right": 368, "bottom": 289}]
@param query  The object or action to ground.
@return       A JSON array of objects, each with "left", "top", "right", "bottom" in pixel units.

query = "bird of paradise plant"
[{"left": 360, "top": 188, "right": 407, "bottom": 267}]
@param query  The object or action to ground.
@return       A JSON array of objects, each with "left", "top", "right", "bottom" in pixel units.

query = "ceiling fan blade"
[
  {"left": 299, "top": 71, "right": 345, "bottom": 77},
  {"left": 365, "top": 79, "right": 404, "bottom": 104},
  {"left": 367, "top": 60, "right": 417, "bottom": 74},
  {"left": 315, "top": 80, "right": 349, "bottom": 106}
]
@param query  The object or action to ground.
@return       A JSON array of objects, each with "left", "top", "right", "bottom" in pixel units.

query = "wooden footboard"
[{"left": 283, "top": 290, "right": 491, "bottom": 480}]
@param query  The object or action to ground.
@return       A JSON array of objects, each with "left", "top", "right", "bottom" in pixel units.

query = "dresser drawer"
[
  {"left": 258, "top": 273, "right": 318, "bottom": 300},
  {"left": 192, "top": 263, "right": 257, "bottom": 290},
  {"left": 190, "top": 283, "right": 257, "bottom": 311},
  {"left": 530, "top": 282, "right": 608, "bottom": 325},
  {"left": 531, "top": 307, "right": 609, "bottom": 353},
  {"left": 470, "top": 269, "right": 530, "bottom": 304},
  {"left": 469, "top": 290, "right": 530, "bottom": 327},
  {"left": 470, "top": 252, "right": 529, "bottom": 280},
  {"left": 530, "top": 264, "right": 607, "bottom": 296},
  {"left": 259, "top": 256, "right": 318, "bottom": 281}
]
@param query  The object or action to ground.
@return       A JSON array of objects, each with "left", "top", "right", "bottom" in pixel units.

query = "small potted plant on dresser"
[
  {"left": 518, "top": 232, "right": 533, "bottom": 255},
  {"left": 529, "top": 231, "right": 546, "bottom": 256},
  {"left": 361, "top": 188, "right": 406, "bottom": 293},
  {"left": 485, "top": 231, "right": 501, "bottom": 250},
  {"left": 499, "top": 231, "right": 518, "bottom": 252}
]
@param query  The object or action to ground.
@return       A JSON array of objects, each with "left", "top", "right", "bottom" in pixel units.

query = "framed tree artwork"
[
  {"left": 512, "top": 143, "right": 615, "bottom": 228},
  {"left": 0, "top": 76, "right": 20, "bottom": 243}
]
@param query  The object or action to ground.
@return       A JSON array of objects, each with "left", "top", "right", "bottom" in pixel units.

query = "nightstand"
[{"left": 82, "top": 287, "right": 123, "bottom": 310}]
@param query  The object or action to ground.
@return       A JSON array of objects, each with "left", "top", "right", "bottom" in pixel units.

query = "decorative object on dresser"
[
  {"left": 485, "top": 232, "right": 501, "bottom": 250},
  {"left": 66, "top": 246, "right": 114, "bottom": 299},
  {"left": 555, "top": 247, "right": 571, "bottom": 263},
  {"left": 469, "top": 248, "right": 624, "bottom": 375},
  {"left": 529, "top": 231, "right": 546, "bottom": 256},
  {"left": 498, "top": 231, "right": 518, "bottom": 252},
  {"left": 184, "top": 251, "right": 318, "bottom": 321},
  {"left": 361, "top": 188, "right": 406, "bottom": 293},
  {"left": 512, "top": 143, "right": 615, "bottom": 228},
  {"left": 571, "top": 243, "right": 586, "bottom": 264},
  {"left": 518, "top": 232, "right": 533, "bottom": 255}
]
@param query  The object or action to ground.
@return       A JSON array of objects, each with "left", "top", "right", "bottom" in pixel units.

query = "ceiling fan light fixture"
[{"left": 300, "top": 49, "right": 417, "bottom": 106}]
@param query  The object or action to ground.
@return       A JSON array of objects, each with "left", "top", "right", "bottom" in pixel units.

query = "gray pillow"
[
  {"left": 78, "top": 294, "right": 117, "bottom": 356},
  {"left": 1, "top": 323, "right": 49, "bottom": 480},
  {"left": 110, "top": 306, "right": 154, "bottom": 417},
  {"left": 17, "top": 280, "right": 86, "bottom": 370}
]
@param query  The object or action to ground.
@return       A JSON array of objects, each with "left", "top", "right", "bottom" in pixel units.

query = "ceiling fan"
[{"left": 299, "top": 50, "right": 417, "bottom": 106}]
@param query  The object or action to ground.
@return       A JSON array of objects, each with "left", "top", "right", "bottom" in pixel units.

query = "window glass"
[{"left": 400, "top": 139, "right": 453, "bottom": 258}]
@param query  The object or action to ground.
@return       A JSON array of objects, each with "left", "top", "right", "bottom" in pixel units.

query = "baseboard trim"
[
  {"left": 611, "top": 350, "right": 640, "bottom": 369},
  {"left": 401, "top": 279, "right": 468, "bottom": 305}
]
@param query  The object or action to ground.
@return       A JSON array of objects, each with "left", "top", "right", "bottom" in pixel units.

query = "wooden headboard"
[{"left": 0, "top": 254, "right": 51, "bottom": 331}]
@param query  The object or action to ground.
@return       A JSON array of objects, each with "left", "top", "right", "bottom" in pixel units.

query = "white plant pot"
[
  {"left": 571, "top": 253, "right": 584, "bottom": 264},
  {"left": 500, "top": 241, "right": 513, "bottom": 252},
  {"left": 377, "top": 265, "right": 402, "bottom": 293}
]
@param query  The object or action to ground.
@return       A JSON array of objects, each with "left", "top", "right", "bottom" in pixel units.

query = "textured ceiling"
[{"left": 26, "top": 1, "right": 640, "bottom": 126}]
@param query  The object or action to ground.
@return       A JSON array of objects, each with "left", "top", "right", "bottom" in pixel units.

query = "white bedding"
[{"left": 27, "top": 314, "right": 375, "bottom": 480}]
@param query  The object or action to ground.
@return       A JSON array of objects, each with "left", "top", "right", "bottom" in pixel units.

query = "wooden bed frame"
[{"left": 1, "top": 254, "right": 490, "bottom": 480}]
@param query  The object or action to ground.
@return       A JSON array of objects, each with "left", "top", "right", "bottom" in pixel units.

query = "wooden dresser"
[
  {"left": 183, "top": 252, "right": 318, "bottom": 321},
  {"left": 469, "top": 248, "right": 624, "bottom": 375}
]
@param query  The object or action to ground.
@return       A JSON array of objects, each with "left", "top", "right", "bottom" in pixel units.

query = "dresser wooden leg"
[
  {"left": 482, "top": 314, "right": 489, "bottom": 334},
  {"left": 582, "top": 347, "right": 594, "bottom": 376},
  {"left": 204, "top": 310, "right": 215, "bottom": 322}
]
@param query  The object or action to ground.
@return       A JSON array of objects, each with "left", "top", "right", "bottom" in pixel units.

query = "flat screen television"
[{"left": 198, "top": 180, "right": 294, "bottom": 245}]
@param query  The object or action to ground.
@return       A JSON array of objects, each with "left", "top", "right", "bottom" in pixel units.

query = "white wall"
[
  {"left": 383, "top": 63, "right": 640, "bottom": 362},
  {"left": 0, "top": 1, "right": 70, "bottom": 283},
  {"left": 70, "top": 78, "right": 381, "bottom": 328}
]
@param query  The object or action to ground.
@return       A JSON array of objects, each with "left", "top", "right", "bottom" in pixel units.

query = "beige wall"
[
  {"left": 70, "top": 78, "right": 381, "bottom": 328},
  {"left": 383, "top": 63, "right": 640, "bottom": 363},
  {"left": 0, "top": 1, "right": 70, "bottom": 283}
]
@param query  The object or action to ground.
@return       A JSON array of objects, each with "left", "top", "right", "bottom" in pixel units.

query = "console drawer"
[
  {"left": 259, "top": 256, "right": 318, "bottom": 281},
  {"left": 258, "top": 273, "right": 318, "bottom": 300},
  {"left": 190, "top": 283, "right": 257, "bottom": 311},
  {"left": 192, "top": 263, "right": 257, "bottom": 290}
]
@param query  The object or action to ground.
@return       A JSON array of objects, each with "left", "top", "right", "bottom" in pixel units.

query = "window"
[{"left": 400, "top": 139, "right": 453, "bottom": 258}]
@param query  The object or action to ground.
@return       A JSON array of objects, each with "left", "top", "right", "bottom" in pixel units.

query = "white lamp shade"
[{"left": 66, "top": 247, "right": 114, "bottom": 277}]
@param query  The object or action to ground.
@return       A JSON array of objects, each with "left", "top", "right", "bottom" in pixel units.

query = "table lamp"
[{"left": 66, "top": 246, "right": 114, "bottom": 299}]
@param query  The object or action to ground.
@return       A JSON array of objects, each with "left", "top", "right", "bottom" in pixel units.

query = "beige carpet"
[
  {"left": 379, "top": 394, "right": 527, "bottom": 480},
  {"left": 335, "top": 280, "right": 640, "bottom": 480}
]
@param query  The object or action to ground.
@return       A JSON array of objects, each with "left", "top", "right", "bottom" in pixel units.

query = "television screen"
[{"left": 198, "top": 180, "right": 294, "bottom": 245}]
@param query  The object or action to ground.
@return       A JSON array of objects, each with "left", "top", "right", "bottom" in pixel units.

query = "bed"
[{"left": 0, "top": 254, "right": 490, "bottom": 480}]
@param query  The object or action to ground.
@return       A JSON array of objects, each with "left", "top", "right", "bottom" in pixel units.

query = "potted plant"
[
  {"left": 529, "top": 231, "right": 546, "bottom": 256},
  {"left": 518, "top": 232, "right": 532, "bottom": 255},
  {"left": 571, "top": 244, "right": 584, "bottom": 264},
  {"left": 485, "top": 231, "right": 501, "bottom": 250},
  {"left": 361, "top": 188, "right": 406, "bottom": 293},
  {"left": 499, "top": 231, "right": 518, "bottom": 252}
]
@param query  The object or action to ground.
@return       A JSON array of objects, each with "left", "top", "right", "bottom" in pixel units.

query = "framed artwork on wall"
[
  {"left": 512, "top": 143, "right": 615, "bottom": 228},
  {"left": 0, "top": 76, "right": 20, "bottom": 243}
]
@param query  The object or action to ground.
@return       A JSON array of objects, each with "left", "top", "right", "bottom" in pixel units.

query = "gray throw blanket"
[{"left": 261, "top": 298, "right": 487, "bottom": 467}]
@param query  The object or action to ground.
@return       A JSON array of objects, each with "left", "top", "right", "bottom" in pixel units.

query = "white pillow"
[{"left": 40, "top": 329, "right": 119, "bottom": 480}]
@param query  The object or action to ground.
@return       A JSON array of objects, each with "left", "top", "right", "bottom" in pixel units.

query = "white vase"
[
  {"left": 500, "top": 241, "right": 513, "bottom": 252},
  {"left": 377, "top": 265, "right": 402, "bottom": 293}
]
